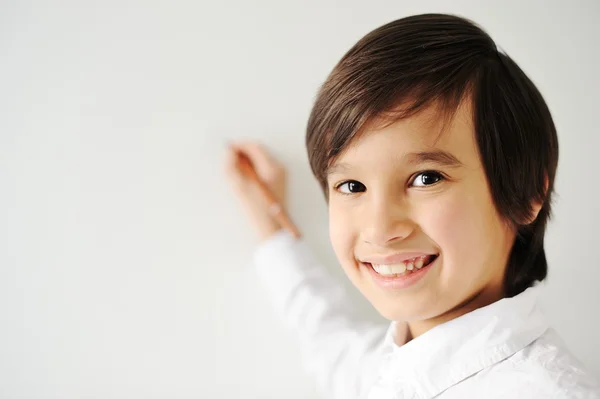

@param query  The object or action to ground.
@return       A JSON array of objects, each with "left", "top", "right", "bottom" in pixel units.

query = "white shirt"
[{"left": 253, "top": 230, "right": 600, "bottom": 399}]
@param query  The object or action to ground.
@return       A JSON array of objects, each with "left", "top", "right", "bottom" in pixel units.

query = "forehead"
[{"left": 330, "top": 100, "right": 478, "bottom": 170}]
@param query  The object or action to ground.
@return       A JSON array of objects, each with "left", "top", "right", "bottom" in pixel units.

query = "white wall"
[{"left": 1, "top": 1, "right": 598, "bottom": 398}]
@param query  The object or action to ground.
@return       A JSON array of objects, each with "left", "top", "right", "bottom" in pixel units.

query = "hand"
[{"left": 224, "top": 141, "right": 288, "bottom": 241}]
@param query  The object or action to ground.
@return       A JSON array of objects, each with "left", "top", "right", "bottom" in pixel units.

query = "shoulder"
[{"left": 478, "top": 328, "right": 600, "bottom": 398}]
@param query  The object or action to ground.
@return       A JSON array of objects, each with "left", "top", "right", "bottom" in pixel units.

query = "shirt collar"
[{"left": 375, "top": 283, "right": 550, "bottom": 398}]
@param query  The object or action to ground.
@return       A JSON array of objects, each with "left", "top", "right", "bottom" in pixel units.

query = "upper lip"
[{"left": 359, "top": 252, "right": 438, "bottom": 265}]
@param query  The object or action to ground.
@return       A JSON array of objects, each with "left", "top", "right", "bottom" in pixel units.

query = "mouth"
[{"left": 362, "top": 254, "right": 439, "bottom": 278}]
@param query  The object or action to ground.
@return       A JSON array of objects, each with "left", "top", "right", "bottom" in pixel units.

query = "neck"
[{"left": 403, "top": 284, "right": 504, "bottom": 342}]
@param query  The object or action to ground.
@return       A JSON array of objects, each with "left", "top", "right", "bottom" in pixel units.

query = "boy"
[{"left": 225, "top": 13, "right": 599, "bottom": 398}]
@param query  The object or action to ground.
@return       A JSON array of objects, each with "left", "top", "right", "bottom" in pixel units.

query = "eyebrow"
[
  {"left": 326, "top": 150, "right": 462, "bottom": 176},
  {"left": 405, "top": 150, "right": 463, "bottom": 168}
]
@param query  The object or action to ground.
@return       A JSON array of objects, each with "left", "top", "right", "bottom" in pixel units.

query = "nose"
[{"left": 361, "top": 193, "right": 415, "bottom": 247}]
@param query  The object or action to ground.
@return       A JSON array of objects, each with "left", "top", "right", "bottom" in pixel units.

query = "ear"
[
  {"left": 525, "top": 201, "right": 543, "bottom": 225},
  {"left": 524, "top": 175, "right": 549, "bottom": 225}
]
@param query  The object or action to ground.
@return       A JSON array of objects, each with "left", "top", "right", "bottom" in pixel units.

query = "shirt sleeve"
[{"left": 253, "top": 229, "right": 391, "bottom": 399}]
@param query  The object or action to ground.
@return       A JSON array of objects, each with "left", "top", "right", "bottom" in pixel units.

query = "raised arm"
[
  {"left": 254, "top": 229, "right": 390, "bottom": 398},
  {"left": 224, "top": 142, "right": 390, "bottom": 398}
]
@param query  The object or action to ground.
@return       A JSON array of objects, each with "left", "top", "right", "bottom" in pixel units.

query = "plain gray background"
[{"left": 1, "top": 1, "right": 599, "bottom": 398}]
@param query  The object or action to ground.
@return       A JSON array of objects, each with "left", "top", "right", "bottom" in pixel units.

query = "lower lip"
[{"left": 362, "top": 257, "right": 438, "bottom": 290}]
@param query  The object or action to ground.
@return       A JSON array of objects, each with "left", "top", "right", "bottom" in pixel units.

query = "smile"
[
  {"left": 370, "top": 254, "right": 438, "bottom": 277},
  {"left": 361, "top": 254, "right": 439, "bottom": 290}
]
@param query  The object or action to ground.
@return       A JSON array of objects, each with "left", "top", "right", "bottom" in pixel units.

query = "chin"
[
  {"left": 372, "top": 305, "right": 405, "bottom": 322},
  {"left": 366, "top": 292, "right": 445, "bottom": 323},
  {"left": 373, "top": 304, "right": 423, "bottom": 322}
]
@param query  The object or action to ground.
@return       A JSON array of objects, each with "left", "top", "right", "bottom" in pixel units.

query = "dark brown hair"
[{"left": 305, "top": 13, "right": 558, "bottom": 297}]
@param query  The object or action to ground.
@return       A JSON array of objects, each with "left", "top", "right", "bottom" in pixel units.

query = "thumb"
[
  {"left": 231, "top": 142, "right": 281, "bottom": 182},
  {"left": 224, "top": 145, "right": 248, "bottom": 191}
]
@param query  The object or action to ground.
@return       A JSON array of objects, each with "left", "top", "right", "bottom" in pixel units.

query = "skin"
[
  {"left": 225, "top": 99, "right": 541, "bottom": 342},
  {"left": 224, "top": 141, "right": 287, "bottom": 242},
  {"left": 327, "top": 99, "right": 531, "bottom": 340}
]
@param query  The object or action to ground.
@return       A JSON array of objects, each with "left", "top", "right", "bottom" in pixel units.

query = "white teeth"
[
  {"left": 415, "top": 258, "right": 424, "bottom": 269},
  {"left": 372, "top": 263, "right": 406, "bottom": 276},
  {"left": 395, "top": 263, "right": 407, "bottom": 274},
  {"left": 371, "top": 255, "right": 435, "bottom": 276}
]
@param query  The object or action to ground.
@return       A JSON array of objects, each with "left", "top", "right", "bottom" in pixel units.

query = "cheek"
[
  {"left": 328, "top": 203, "right": 356, "bottom": 267},
  {"left": 419, "top": 187, "right": 502, "bottom": 269}
]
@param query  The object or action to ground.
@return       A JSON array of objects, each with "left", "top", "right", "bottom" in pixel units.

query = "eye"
[
  {"left": 410, "top": 171, "right": 444, "bottom": 187},
  {"left": 335, "top": 180, "right": 366, "bottom": 194}
]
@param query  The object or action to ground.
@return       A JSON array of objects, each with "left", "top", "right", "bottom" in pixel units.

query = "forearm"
[{"left": 253, "top": 230, "right": 389, "bottom": 398}]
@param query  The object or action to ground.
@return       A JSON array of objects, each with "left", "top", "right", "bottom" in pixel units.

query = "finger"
[
  {"left": 224, "top": 145, "right": 247, "bottom": 188},
  {"left": 232, "top": 141, "right": 282, "bottom": 180},
  {"left": 231, "top": 141, "right": 274, "bottom": 170}
]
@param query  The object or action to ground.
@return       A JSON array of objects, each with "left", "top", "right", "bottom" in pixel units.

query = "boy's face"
[{"left": 327, "top": 100, "right": 515, "bottom": 324}]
